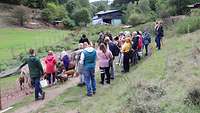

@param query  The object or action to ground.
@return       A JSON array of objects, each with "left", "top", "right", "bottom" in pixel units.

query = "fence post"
[{"left": 0, "top": 87, "right": 2, "bottom": 110}]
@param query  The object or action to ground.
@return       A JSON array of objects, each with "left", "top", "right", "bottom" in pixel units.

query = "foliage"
[
  {"left": 191, "top": 9, "right": 200, "bottom": 16},
  {"left": 128, "top": 13, "right": 148, "bottom": 26},
  {"left": 176, "top": 16, "right": 200, "bottom": 34},
  {"left": 41, "top": 3, "right": 68, "bottom": 22},
  {"left": 64, "top": 0, "right": 80, "bottom": 14},
  {"left": 63, "top": 16, "right": 76, "bottom": 29},
  {"left": 12, "top": 5, "right": 28, "bottom": 26},
  {"left": 72, "top": 8, "right": 91, "bottom": 26}
]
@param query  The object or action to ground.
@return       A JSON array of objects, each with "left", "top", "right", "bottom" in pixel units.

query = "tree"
[
  {"left": 72, "top": 8, "right": 91, "bottom": 26},
  {"left": 65, "top": 0, "right": 80, "bottom": 14},
  {"left": 12, "top": 5, "right": 29, "bottom": 26}
]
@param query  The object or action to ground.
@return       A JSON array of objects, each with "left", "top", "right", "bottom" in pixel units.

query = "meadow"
[{"left": 0, "top": 28, "right": 68, "bottom": 60}]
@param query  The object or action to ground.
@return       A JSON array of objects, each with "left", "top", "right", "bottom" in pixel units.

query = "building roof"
[
  {"left": 187, "top": 2, "right": 200, "bottom": 8},
  {"left": 96, "top": 10, "right": 120, "bottom": 15}
]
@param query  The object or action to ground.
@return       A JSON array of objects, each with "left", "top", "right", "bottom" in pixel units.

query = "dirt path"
[{"left": 12, "top": 78, "right": 79, "bottom": 113}]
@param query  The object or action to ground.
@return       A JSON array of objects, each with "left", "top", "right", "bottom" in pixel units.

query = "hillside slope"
[
  {"left": 34, "top": 30, "right": 200, "bottom": 113},
  {"left": 7, "top": 30, "right": 200, "bottom": 113}
]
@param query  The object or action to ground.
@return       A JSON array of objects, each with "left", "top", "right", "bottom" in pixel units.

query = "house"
[
  {"left": 92, "top": 10, "right": 123, "bottom": 26},
  {"left": 187, "top": 2, "right": 200, "bottom": 9}
]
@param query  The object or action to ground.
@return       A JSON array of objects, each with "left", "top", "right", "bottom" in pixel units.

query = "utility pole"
[{"left": 0, "top": 86, "right": 2, "bottom": 110}]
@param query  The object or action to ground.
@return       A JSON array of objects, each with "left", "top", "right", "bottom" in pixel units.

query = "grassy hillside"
[
  {"left": 7, "top": 29, "right": 200, "bottom": 113},
  {"left": 39, "top": 30, "right": 200, "bottom": 113}
]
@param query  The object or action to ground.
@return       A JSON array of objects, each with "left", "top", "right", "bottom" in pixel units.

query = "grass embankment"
[{"left": 33, "top": 30, "right": 199, "bottom": 113}]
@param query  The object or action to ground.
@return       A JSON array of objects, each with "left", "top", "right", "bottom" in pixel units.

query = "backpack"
[
  {"left": 137, "top": 35, "right": 143, "bottom": 49},
  {"left": 109, "top": 42, "right": 120, "bottom": 56}
]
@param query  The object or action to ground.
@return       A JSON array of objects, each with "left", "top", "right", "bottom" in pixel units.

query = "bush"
[
  {"left": 191, "top": 9, "right": 200, "bottom": 16},
  {"left": 63, "top": 17, "right": 76, "bottom": 29},
  {"left": 128, "top": 13, "right": 148, "bottom": 26},
  {"left": 41, "top": 3, "right": 68, "bottom": 22},
  {"left": 41, "top": 8, "right": 52, "bottom": 21},
  {"left": 176, "top": 16, "right": 200, "bottom": 34}
]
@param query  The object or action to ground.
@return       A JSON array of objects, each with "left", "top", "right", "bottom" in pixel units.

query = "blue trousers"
[
  {"left": 156, "top": 36, "right": 161, "bottom": 50},
  {"left": 83, "top": 68, "right": 96, "bottom": 95},
  {"left": 31, "top": 77, "right": 43, "bottom": 99}
]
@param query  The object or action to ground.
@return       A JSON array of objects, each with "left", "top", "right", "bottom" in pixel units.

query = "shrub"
[
  {"left": 41, "top": 8, "right": 52, "bottom": 21},
  {"left": 63, "top": 17, "right": 76, "bottom": 29},
  {"left": 176, "top": 16, "right": 200, "bottom": 34},
  {"left": 191, "top": 9, "right": 200, "bottom": 16},
  {"left": 128, "top": 13, "right": 148, "bottom": 26},
  {"left": 41, "top": 3, "right": 68, "bottom": 22}
]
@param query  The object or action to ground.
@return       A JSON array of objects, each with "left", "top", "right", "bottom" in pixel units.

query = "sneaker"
[
  {"left": 87, "top": 94, "right": 93, "bottom": 97},
  {"left": 93, "top": 91, "right": 96, "bottom": 95}
]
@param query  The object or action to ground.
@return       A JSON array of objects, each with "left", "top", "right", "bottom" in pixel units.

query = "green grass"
[
  {"left": 28, "top": 30, "right": 199, "bottom": 113},
  {"left": 0, "top": 28, "right": 68, "bottom": 60}
]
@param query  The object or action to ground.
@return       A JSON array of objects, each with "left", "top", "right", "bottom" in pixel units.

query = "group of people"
[{"left": 18, "top": 21, "right": 164, "bottom": 100}]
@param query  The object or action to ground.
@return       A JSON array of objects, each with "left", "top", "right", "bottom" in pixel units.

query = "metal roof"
[{"left": 96, "top": 10, "right": 120, "bottom": 15}]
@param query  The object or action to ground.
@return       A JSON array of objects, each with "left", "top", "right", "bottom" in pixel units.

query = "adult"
[
  {"left": 155, "top": 21, "right": 164, "bottom": 50},
  {"left": 60, "top": 49, "right": 70, "bottom": 71},
  {"left": 104, "top": 37, "right": 119, "bottom": 79},
  {"left": 80, "top": 42, "right": 97, "bottom": 96},
  {"left": 97, "top": 43, "right": 113, "bottom": 85},
  {"left": 131, "top": 31, "right": 138, "bottom": 65},
  {"left": 18, "top": 49, "right": 45, "bottom": 101},
  {"left": 121, "top": 37, "right": 132, "bottom": 73},
  {"left": 142, "top": 28, "right": 151, "bottom": 56},
  {"left": 74, "top": 43, "right": 85, "bottom": 87},
  {"left": 79, "top": 34, "right": 90, "bottom": 45},
  {"left": 45, "top": 51, "right": 57, "bottom": 85}
]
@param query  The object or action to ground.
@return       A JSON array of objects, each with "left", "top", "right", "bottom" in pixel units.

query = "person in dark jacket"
[
  {"left": 131, "top": 32, "right": 139, "bottom": 65},
  {"left": 79, "top": 34, "right": 90, "bottom": 44},
  {"left": 155, "top": 21, "right": 164, "bottom": 50},
  {"left": 142, "top": 28, "right": 151, "bottom": 56},
  {"left": 18, "top": 48, "right": 45, "bottom": 101}
]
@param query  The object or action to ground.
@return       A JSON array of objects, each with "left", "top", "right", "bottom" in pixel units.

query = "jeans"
[
  {"left": 100, "top": 67, "right": 110, "bottom": 84},
  {"left": 110, "top": 59, "right": 115, "bottom": 79},
  {"left": 80, "top": 74, "right": 84, "bottom": 84},
  {"left": 123, "top": 52, "right": 130, "bottom": 72},
  {"left": 156, "top": 36, "right": 161, "bottom": 50},
  {"left": 144, "top": 44, "right": 149, "bottom": 55},
  {"left": 31, "top": 77, "right": 43, "bottom": 99},
  {"left": 131, "top": 50, "right": 138, "bottom": 65},
  {"left": 83, "top": 68, "right": 96, "bottom": 95},
  {"left": 46, "top": 73, "right": 56, "bottom": 85}
]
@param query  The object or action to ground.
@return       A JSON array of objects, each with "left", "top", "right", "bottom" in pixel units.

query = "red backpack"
[{"left": 137, "top": 35, "right": 143, "bottom": 49}]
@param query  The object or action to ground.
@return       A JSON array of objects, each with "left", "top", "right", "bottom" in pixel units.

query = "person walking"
[
  {"left": 121, "top": 37, "right": 132, "bottom": 73},
  {"left": 18, "top": 48, "right": 45, "bottom": 101},
  {"left": 97, "top": 43, "right": 113, "bottom": 85},
  {"left": 45, "top": 51, "right": 57, "bottom": 86},
  {"left": 142, "top": 28, "right": 151, "bottom": 56},
  {"left": 80, "top": 42, "right": 97, "bottom": 96}
]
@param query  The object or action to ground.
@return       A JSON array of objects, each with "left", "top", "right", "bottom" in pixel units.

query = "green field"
[
  {"left": 0, "top": 28, "right": 68, "bottom": 60},
  {"left": 6, "top": 27, "right": 200, "bottom": 113}
]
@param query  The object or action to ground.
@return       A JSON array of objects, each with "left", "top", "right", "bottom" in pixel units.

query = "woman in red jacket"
[{"left": 45, "top": 51, "right": 57, "bottom": 85}]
